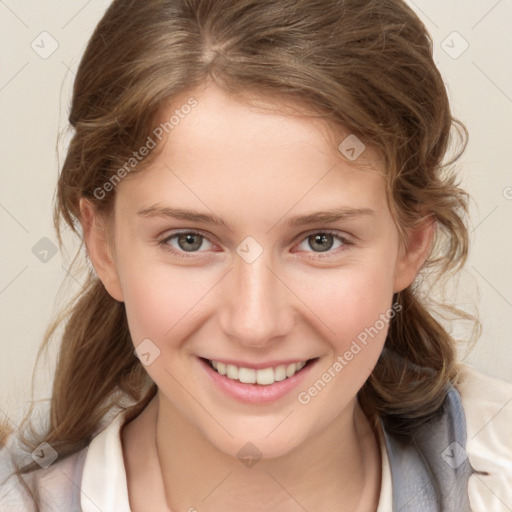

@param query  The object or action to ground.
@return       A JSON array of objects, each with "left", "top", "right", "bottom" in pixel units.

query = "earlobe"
[
  {"left": 393, "top": 218, "right": 436, "bottom": 293},
  {"left": 79, "top": 198, "right": 124, "bottom": 302}
]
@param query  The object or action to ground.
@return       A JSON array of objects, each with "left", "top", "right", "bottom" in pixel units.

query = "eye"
[
  {"left": 295, "top": 231, "right": 352, "bottom": 255},
  {"left": 159, "top": 230, "right": 214, "bottom": 255},
  {"left": 158, "top": 229, "right": 352, "bottom": 259}
]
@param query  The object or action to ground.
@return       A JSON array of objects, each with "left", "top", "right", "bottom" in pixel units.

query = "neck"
[{"left": 153, "top": 393, "right": 381, "bottom": 512}]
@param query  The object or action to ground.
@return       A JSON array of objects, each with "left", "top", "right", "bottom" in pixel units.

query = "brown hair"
[{"left": 1, "top": 0, "right": 478, "bottom": 507}]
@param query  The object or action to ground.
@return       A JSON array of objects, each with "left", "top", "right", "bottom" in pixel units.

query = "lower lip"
[{"left": 198, "top": 357, "right": 318, "bottom": 404}]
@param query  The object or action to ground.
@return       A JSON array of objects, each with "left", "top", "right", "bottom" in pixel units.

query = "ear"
[
  {"left": 79, "top": 198, "right": 124, "bottom": 302},
  {"left": 393, "top": 218, "right": 435, "bottom": 293}
]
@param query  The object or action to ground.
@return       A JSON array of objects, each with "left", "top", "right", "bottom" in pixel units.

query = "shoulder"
[
  {"left": 455, "top": 364, "right": 512, "bottom": 511},
  {"left": 0, "top": 432, "right": 35, "bottom": 511},
  {"left": 0, "top": 433, "right": 88, "bottom": 512},
  {"left": 0, "top": 406, "right": 136, "bottom": 512}
]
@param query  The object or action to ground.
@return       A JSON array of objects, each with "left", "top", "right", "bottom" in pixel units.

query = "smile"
[{"left": 207, "top": 358, "right": 315, "bottom": 386}]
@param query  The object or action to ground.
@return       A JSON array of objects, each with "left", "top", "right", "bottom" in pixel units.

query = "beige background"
[{"left": 1, "top": 0, "right": 511, "bottom": 429}]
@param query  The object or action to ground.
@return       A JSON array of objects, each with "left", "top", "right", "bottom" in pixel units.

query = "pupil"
[
  {"left": 310, "top": 234, "right": 333, "bottom": 252},
  {"left": 179, "top": 233, "right": 202, "bottom": 251}
]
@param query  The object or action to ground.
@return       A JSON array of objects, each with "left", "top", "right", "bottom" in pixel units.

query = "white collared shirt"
[
  {"left": 1, "top": 364, "right": 511, "bottom": 511},
  {"left": 78, "top": 409, "right": 393, "bottom": 512}
]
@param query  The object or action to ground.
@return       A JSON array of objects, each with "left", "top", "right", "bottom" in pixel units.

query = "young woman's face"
[{"left": 88, "top": 82, "right": 428, "bottom": 459}]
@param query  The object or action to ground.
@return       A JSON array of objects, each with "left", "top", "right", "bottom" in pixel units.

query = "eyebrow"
[{"left": 137, "top": 205, "right": 375, "bottom": 228}]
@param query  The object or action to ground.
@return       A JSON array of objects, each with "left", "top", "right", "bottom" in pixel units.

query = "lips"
[{"left": 198, "top": 356, "right": 319, "bottom": 403}]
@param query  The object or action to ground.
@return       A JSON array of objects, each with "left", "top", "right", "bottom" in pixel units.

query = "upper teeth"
[{"left": 210, "top": 360, "right": 308, "bottom": 385}]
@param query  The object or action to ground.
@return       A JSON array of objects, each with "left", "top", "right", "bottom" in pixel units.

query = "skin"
[{"left": 81, "top": 81, "right": 433, "bottom": 511}]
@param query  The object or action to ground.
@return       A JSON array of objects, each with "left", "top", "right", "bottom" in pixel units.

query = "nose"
[{"left": 218, "top": 249, "right": 298, "bottom": 348}]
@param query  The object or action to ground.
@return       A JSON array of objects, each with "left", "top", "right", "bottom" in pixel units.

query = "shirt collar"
[
  {"left": 80, "top": 408, "right": 393, "bottom": 512},
  {"left": 80, "top": 410, "right": 131, "bottom": 512}
]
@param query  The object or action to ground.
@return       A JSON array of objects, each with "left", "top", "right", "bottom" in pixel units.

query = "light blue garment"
[{"left": 381, "top": 387, "right": 474, "bottom": 511}]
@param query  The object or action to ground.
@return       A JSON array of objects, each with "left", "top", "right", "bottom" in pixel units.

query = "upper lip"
[{"left": 201, "top": 356, "right": 316, "bottom": 370}]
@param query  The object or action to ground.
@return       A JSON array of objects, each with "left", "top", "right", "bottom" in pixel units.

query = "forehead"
[
  {"left": 153, "top": 82, "right": 383, "bottom": 165},
  {"left": 115, "top": 83, "right": 389, "bottom": 221}
]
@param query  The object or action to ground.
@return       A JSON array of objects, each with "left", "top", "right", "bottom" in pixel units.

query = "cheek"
[
  {"left": 305, "top": 255, "right": 397, "bottom": 336},
  {"left": 296, "top": 268, "right": 397, "bottom": 415},
  {"left": 298, "top": 250, "right": 398, "bottom": 392},
  {"left": 121, "top": 262, "right": 218, "bottom": 345}
]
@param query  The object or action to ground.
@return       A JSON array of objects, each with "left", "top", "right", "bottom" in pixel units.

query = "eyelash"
[{"left": 158, "top": 229, "right": 353, "bottom": 259}]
